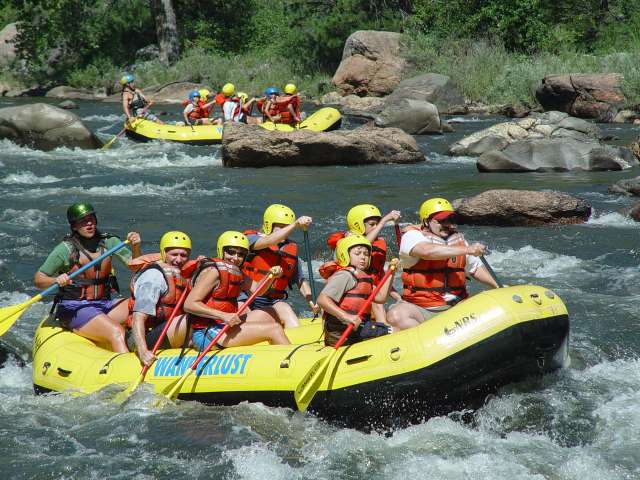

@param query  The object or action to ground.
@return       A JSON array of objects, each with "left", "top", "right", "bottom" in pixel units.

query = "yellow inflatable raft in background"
[
  {"left": 32, "top": 285, "right": 569, "bottom": 429},
  {"left": 124, "top": 107, "right": 342, "bottom": 145}
]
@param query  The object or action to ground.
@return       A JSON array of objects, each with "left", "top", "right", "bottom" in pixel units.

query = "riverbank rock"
[
  {"left": 46, "top": 85, "right": 102, "bottom": 100},
  {"left": 320, "top": 92, "right": 385, "bottom": 117},
  {"left": 0, "top": 103, "right": 102, "bottom": 150},
  {"left": 58, "top": 100, "right": 78, "bottom": 109},
  {"left": 535, "top": 74, "right": 626, "bottom": 122},
  {"left": 374, "top": 98, "right": 442, "bottom": 134},
  {"left": 221, "top": 122, "right": 423, "bottom": 167},
  {"left": 0, "top": 23, "right": 17, "bottom": 66},
  {"left": 454, "top": 189, "right": 592, "bottom": 226},
  {"left": 384, "top": 73, "right": 464, "bottom": 114},
  {"left": 629, "top": 202, "right": 640, "bottom": 222},
  {"left": 332, "top": 30, "right": 407, "bottom": 97},
  {"left": 608, "top": 176, "right": 640, "bottom": 196}
]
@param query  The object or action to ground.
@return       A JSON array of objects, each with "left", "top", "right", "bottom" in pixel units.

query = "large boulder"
[
  {"left": 320, "top": 92, "right": 385, "bottom": 117},
  {"left": 374, "top": 98, "right": 441, "bottom": 134},
  {"left": 0, "top": 103, "right": 102, "bottom": 150},
  {"left": 332, "top": 30, "right": 407, "bottom": 97},
  {"left": 535, "top": 74, "right": 626, "bottom": 122},
  {"left": 629, "top": 202, "right": 640, "bottom": 222},
  {"left": 478, "top": 138, "right": 636, "bottom": 172},
  {"left": 0, "top": 23, "right": 17, "bottom": 66},
  {"left": 384, "top": 73, "right": 464, "bottom": 114},
  {"left": 221, "top": 122, "right": 423, "bottom": 167},
  {"left": 449, "top": 111, "right": 601, "bottom": 157},
  {"left": 608, "top": 176, "right": 640, "bottom": 196},
  {"left": 454, "top": 189, "right": 591, "bottom": 226},
  {"left": 46, "top": 85, "right": 102, "bottom": 100}
]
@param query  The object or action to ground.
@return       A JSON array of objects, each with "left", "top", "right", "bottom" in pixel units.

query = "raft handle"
[
  {"left": 57, "top": 367, "right": 72, "bottom": 377},
  {"left": 345, "top": 355, "right": 371, "bottom": 365},
  {"left": 42, "top": 362, "right": 51, "bottom": 375}
]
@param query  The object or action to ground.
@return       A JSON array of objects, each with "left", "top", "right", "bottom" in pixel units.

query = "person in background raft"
[
  {"left": 184, "top": 231, "right": 291, "bottom": 349},
  {"left": 386, "top": 198, "right": 498, "bottom": 331},
  {"left": 34, "top": 203, "right": 141, "bottom": 352},
  {"left": 120, "top": 74, "right": 163, "bottom": 124},
  {"left": 237, "top": 92, "right": 263, "bottom": 125},
  {"left": 243, "top": 204, "right": 318, "bottom": 328},
  {"left": 318, "top": 235, "right": 398, "bottom": 346},
  {"left": 182, "top": 90, "right": 219, "bottom": 126},
  {"left": 321, "top": 204, "right": 402, "bottom": 324},
  {"left": 125, "top": 231, "right": 193, "bottom": 366},
  {"left": 264, "top": 83, "right": 302, "bottom": 125}
]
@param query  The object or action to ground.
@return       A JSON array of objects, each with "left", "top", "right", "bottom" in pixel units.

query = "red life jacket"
[
  {"left": 326, "top": 231, "right": 387, "bottom": 283},
  {"left": 126, "top": 262, "right": 189, "bottom": 329},
  {"left": 189, "top": 258, "right": 244, "bottom": 329},
  {"left": 401, "top": 227, "right": 468, "bottom": 308},
  {"left": 323, "top": 267, "right": 374, "bottom": 323},
  {"left": 215, "top": 93, "right": 226, "bottom": 106},
  {"left": 185, "top": 100, "right": 208, "bottom": 120},
  {"left": 242, "top": 230, "right": 298, "bottom": 299},
  {"left": 270, "top": 95, "right": 300, "bottom": 124},
  {"left": 59, "top": 234, "right": 116, "bottom": 301}
]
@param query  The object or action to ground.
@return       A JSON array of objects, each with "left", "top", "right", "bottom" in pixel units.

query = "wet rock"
[
  {"left": 449, "top": 111, "right": 602, "bottom": 157},
  {"left": 0, "top": 103, "right": 102, "bottom": 150},
  {"left": 478, "top": 138, "right": 635, "bottom": 172},
  {"left": 374, "top": 98, "right": 441, "bottom": 134},
  {"left": 221, "top": 122, "right": 423, "bottom": 167},
  {"left": 630, "top": 138, "right": 640, "bottom": 161},
  {"left": 612, "top": 109, "right": 640, "bottom": 124},
  {"left": 332, "top": 30, "right": 407, "bottom": 97},
  {"left": 0, "top": 23, "right": 17, "bottom": 66},
  {"left": 46, "top": 85, "right": 102, "bottom": 100},
  {"left": 629, "top": 202, "right": 640, "bottom": 222},
  {"left": 454, "top": 189, "right": 592, "bottom": 226},
  {"left": 58, "top": 100, "right": 78, "bottom": 109},
  {"left": 535, "top": 73, "right": 626, "bottom": 122},
  {"left": 384, "top": 73, "right": 464, "bottom": 114},
  {"left": 608, "top": 176, "right": 640, "bottom": 196},
  {"left": 320, "top": 92, "right": 385, "bottom": 116}
]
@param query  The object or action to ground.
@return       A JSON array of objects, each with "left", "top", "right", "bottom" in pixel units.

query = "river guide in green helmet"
[
  {"left": 120, "top": 74, "right": 163, "bottom": 124},
  {"left": 33, "top": 202, "right": 142, "bottom": 353},
  {"left": 385, "top": 197, "right": 498, "bottom": 331}
]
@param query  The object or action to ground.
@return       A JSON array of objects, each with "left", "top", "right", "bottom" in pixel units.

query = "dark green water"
[{"left": 0, "top": 98, "right": 639, "bottom": 479}]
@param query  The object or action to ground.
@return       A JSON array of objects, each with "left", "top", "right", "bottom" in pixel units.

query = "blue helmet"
[
  {"left": 265, "top": 86, "right": 279, "bottom": 96},
  {"left": 119, "top": 74, "right": 135, "bottom": 86},
  {"left": 189, "top": 90, "right": 201, "bottom": 101}
]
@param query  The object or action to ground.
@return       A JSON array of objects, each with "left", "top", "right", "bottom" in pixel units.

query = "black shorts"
[{"left": 126, "top": 320, "right": 172, "bottom": 352}]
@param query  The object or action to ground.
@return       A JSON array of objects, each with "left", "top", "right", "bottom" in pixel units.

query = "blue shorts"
[
  {"left": 245, "top": 295, "right": 284, "bottom": 311},
  {"left": 56, "top": 299, "right": 123, "bottom": 330},
  {"left": 192, "top": 325, "right": 225, "bottom": 351}
]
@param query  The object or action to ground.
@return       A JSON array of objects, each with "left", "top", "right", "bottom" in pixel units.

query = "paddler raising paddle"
[{"left": 34, "top": 202, "right": 141, "bottom": 352}]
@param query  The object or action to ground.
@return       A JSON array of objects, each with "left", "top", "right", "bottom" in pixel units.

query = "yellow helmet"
[
  {"left": 199, "top": 88, "right": 210, "bottom": 101},
  {"left": 238, "top": 91, "right": 248, "bottom": 103},
  {"left": 262, "top": 204, "right": 295, "bottom": 235},
  {"left": 284, "top": 83, "right": 297, "bottom": 95},
  {"left": 222, "top": 83, "right": 235, "bottom": 97},
  {"left": 336, "top": 234, "right": 371, "bottom": 267},
  {"left": 419, "top": 198, "right": 454, "bottom": 222},
  {"left": 217, "top": 230, "right": 249, "bottom": 259},
  {"left": 346, "top": 204, "right": 382, "bottom": 235},
  {"left": 159, "top": 231, "right": 192, "bottom": 262}
]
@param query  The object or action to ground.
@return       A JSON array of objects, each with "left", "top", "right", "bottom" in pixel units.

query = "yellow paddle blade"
[
  {"left": 101, "top": 136, "right": 118, "bottom": 150},
  {"left": 0, "top": 294, "right": 42, "bottom": 337},
  {"left": 164, "top": 368, "right": 193, "bottom": 401},
  {"left": 114, "top": 375, "right": 143, "bottom": 404},
  {"left": 294, "top": 352, "right": 333, "bottom": 412}
]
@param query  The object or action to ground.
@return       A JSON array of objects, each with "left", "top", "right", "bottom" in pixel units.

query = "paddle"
[
  {"left": 116, "top": 285, "right": 191, "bottom": 403},
  {"left": 394, "top": 224, "right": 402, "bottom": 250},
  {"left": 101, "top": 125, "right": 127, "bottom": 150},
  {"left": 480, "top": 255, "right": 503, "bottom": 288},
  {"left": 294, "top": 263, "right": 397, "bottom": 412},
  {"left": 163, "top": 273, "right": 274, "bottom": 401},
  {"left": 302, "top": 228, "right": 317, "bottom": 315},
  {"left": 0, "top": 240, "right": 130, "bottom": 337}
]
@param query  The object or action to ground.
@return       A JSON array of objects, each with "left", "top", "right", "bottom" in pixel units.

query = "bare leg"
[
  {"left": 271, "top": 301, "right": 300, "bottom": 328},
  {"left": 371, "top": 302, "right": 387, "bottom": 324},
  {"left": 167, "top": 314, "right": 188, "bottom": 348},
  {"left": 107, "top": 299, "right": 129, "bottom": 325},
  {"left": 75, "top": 314, "right": 128, "bottom": 352},
  {"left": 386, "top": 302, "right": 427, "bottom": 331},
  {"left": 246, "top": 116, "right": 262, "bottom": 125},
  {"left": 219, "top": 310, "right": 290, "bottom": 346}
]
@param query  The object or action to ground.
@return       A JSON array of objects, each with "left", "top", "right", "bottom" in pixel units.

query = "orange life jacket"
[
  {"left": 323, "top": 267, "right": 374, "bottom": 323},
  {"left": 184, "top": 99, "right": 208, "bottom": 120},
  {"left": 242, "top": 230, "right": 298, "bottom": 299},
  {"left": 401, "top": 227, "right": 468, "bottom": 308},
  {"left": 126, "top": 262, "right": 189, "bottom": 329},
  {"left": 215, "top": 93, "right": 226, "bottom": 106},
  {"left": 270, "top": 95, "right": 301, "bottom": 124},
  {"left": 189, "top": 258, "right": 244, "bottom": 329},
  {"left": 326, "top": 231, "right": 387, "bottom": 283},
  {"left": 59, "top": 234, "right": 116, "bottom": 301}
]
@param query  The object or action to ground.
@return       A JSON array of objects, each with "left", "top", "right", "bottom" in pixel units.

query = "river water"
[{"left": 0, "top": 99, "right": 639, "bottom": 479}]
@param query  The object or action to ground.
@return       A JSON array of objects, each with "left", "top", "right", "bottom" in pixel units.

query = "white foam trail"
[
  {"left": 0, "top": 362, "right": 30, "bottom": 391},
  {"left": 0, "top": 171, "right": 61, "bottom": 184},
  {"left": 428, "top": 152, "right": 476, "bottom": 164},
  {"left": 586, "top": 211, "right": 639, "bottom": 228},
  {"left": 486, "top": 246, "right": 582, "bottom": 278},
  {"left": 82, "top": 114, "right": 123, "bottom": 122},
  {"left": 0, "top": 209, "right": 48, "bottom": 229}
]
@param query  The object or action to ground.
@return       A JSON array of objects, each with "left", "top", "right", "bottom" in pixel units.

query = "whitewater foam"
[
  {"left": 586, "top": 211, "right": 639, "bottom": 228},
  {"left": 1, "top": 171, "right": 61, "bottom": 184},
  {"left": 0, "top": 209, "right": 48, "bottom": 229}
]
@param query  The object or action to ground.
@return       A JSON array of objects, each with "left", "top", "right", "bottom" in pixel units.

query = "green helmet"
[{"left": 67, "top": 202, "right": 96, "bottom": 224}]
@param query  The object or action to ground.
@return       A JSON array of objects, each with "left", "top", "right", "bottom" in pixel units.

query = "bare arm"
[
  {"left": 317, "top": 293, "right": 361, "bottom": 327},
  {"left": 410, "top": 241, "right": 485, "bottom": 261},
  {"left": 122, "top": 92, "right": 133, "bottom": 119},
  {"left": 252, "top": 216, "right": 311, "bottom": 250},
  {"left": 365, "top": 210, "right": 401, "bottom": 243},
  {"left": 470, "top": 265, "right": 498, "bottom": 288},
  {"left": 131, "top": 311, "right": 155, "bottom": 365},
  {"left": 34, "top": 271, "right": 69, "bottom": 290},
  {"left": 373, "top": 260, "right": 398, "bottom": 303}
]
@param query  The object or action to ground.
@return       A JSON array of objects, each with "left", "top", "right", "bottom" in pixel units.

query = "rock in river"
[
  {"left": 221, "top": 122, "right": 424, "bottom": 167},
  {"left": 454, "top": 189, "right": 592, "bottom": 226},
  {"left": 0, "top": 103, "right": 102, "bottom": 150}
]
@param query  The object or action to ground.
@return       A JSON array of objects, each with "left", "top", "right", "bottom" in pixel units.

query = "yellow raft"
[
  {"left": 124, "top": 107, "right": 342, "bottom": 145},
  {"left": 32, "top": 285, "right": 569, "bottom": 428}
]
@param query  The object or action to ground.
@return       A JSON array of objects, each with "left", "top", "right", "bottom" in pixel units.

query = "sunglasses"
[{"left": 225, "top": 248, "right": 246, "bottom": 257}]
